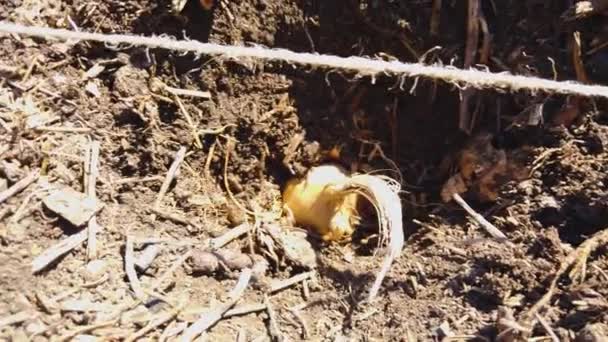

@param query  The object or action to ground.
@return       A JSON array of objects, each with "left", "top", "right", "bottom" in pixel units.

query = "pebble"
[
  {"left": 24, "top": 320, "right": 46, "bottom": 336},
  {"left": 226, "top": 202, "right": 246, "bottom": 227},
  {"left": 84, "top": 260, "right": 107, "bottom": 280},
  {"left": 120, "top": 305, "right": 151, "bottom": 326},
  {"left": 42, "top": 187, "right": 104, "bottom": 226},
  {"left": 74, "top": 335, "right": 98, "bottom": 342},
  {"left": 190, "top": 250, "right": 219, "bottom": 274},
  {"left": 190, "top": 249, "right": 253, "bottom": 274},
  {"left": 135, "top": 244, "right": 161, "bottom": 272},
  {"left": 280, "top": 230, "right": 317, "bottom": 269}
]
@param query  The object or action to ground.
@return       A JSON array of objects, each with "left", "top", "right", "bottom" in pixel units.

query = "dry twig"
[
  {"left": 0, "top": 311, "right": 33, "bottom": 328},
  {"left": 209, "top": 222, "right": 252, "bottom": 249},
  {"left": 148, "top": 206, "right": 202, "bottom": 231},
  {"left": 112, "top": 175, "right": 164, "bottom": 186},
  {"left": 154, "top": 146, "right": 187, "bottom": 209},
  {"left": 224, "top": 303, "right": 267, "bottom": 318},
  {"left": 534, "top": 313, "right": 559, "bottom": 342},
  {"left": 125, "top": 235, "right": 146, "bottom": 300},
  {"left": 518, "top": 227, "right": 608, "bottom": 337},
  {"left": 264, "top": 295, "right": 284, "bottom": 342},
  {"left": 452, "top": 193, "right": 507, "bottom": 240},
  {"left": 34, "top": 126, "right": 92, "bottom": 133},
  {"left": 31, "top": 229, "right": 88, "bottom": 273},
  {"left": 165, "top": 85, "right": 212, "bottom": 99},
  {"left": 126, "top": 308, "right": 182, "bottom": 342},
  {"left": 57, "top": 319, "right": 117, "bottom": 342},
  {"left": 430, "top": 0, "right": 442, "bottom": 37},
  {"left": 0, "top": 170, "right": 39, "bottom": 205},
  {"left": 174, "top": 96, "right": 202, "bottom": 149},
  {"left": 288, "top": 305, "right": 310, "bottom": 339},
  {"left": 86, "top": 140, "right": 100, "bottom": 259},
  {"left": 180, "top": 268, "right": 253, "bottom": 341},
  {"left": 269, "top": 271, "right": 315, "bottom": 294},
  {"left": 459, "top": 0, "right": 480, "bottom": 133}
]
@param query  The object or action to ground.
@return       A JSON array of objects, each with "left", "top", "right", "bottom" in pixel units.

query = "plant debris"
[
  {"left": 42, "top": 187, "right": 104, "bottom": 227},
  {"left": 2, "top": 0, "right": 608, "bottom": 340}
]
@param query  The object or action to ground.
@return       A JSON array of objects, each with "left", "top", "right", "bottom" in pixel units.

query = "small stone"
[
  {"left": 251, "top": 255, "right": 269, "bottom": 278},
  {"left": 120, "top": 305, "right": 152, "bottom": 326},
  {"left": 84, "top": 260, "right": 107, "bottom": 280},
  {"left": 61, "top": 299, "right": 114, "bottom": 312},
  {"left": 25, "top": 320, "right": 46, "bottom": 336},
  {"left": 74, "top": 335, "right": 98, "bottom": 342},
  {"left": 5, "top": 222, "right": 27, "bottom": 242},
  {"left": 25, "top": 111, "right": 56, "bottom": 129},
  {"left": 216, "top": 249, "right": 253, "bottom": 270},
  {"left": 1, "top": 160, "right": 23, "bottom": 182},
  {"left": 135, "top": 245, "right": 161, "bottom": 272},
  {"left": 188, "top": 194, "right": 212, "bottom": 206},
  {"left": 113, "top": 65, "right": 149, "bottom": 98},
  {"left": 226, "top": 202, "right": 246, "bottom": 227},
  {"left": 517, "top": 179, "right": 536, "bottom": 196},
  {"left": 434, "top": 321, "right": 453, "bottom": 339},
  {"left": 256, "top": 0, "right": 268, "bottom": 10},
  {"left": 85, "top": 81, "right": 101, "bottom": 98},
  {"left": 179, "top": 304, "right": 205, "bottom": 323},
  {"left": 280, "top": 230, "right": 317, "bottom": 269},
  {"left": 539, "top": 195, "right": 560, "bottom": 209},
  {"left": 12, "top": 293, "right": 33, "bottom": 312},
  {"left": 189, "top": 249, "right": 253, "bottom": 275},
  {"left": 190, "top": 251, "right": 219, "bottom": 274},
  {"left": 0, "top": 177, "right": 8, "bottom": 191},
  {"left": 84, "top": 64, "right": 105, "bottom": 79},
  {"left": 43, "top": 187, "right": 104, "bottom": 226}
]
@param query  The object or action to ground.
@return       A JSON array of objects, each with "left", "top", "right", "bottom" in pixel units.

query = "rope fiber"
[{"left": 1, "top": 21, "right": 608, "bottom": 98}]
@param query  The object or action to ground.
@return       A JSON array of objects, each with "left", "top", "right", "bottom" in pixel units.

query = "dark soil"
[{"left": 1, "top": 0, "right": 608, "bottom": 341}]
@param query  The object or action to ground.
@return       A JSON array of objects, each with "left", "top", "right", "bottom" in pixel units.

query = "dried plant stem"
[
  {"left": 269, "top": 271, "right": 314, "bottom": 294},
  {"left": 452, "top": 193, "right": 507, "bottom": 240},
  {"left": 209, "top": 222, "right": 252, "bottom": 249},
  {"left": 0, "top": 170, "right": 38, "bottom": 205},
  {"left": 152, "top": 223, "right": 251, "bottom": 291},
  {"left": 165, "top": 85, "right": 211, "bottom": 99},
  {"left": 264, "top": 295, "right": 284, "bottom": 342},
  {"left": 180, "top": 268, "right": 253, "bottom": 341},
  {"left": 86, "top": 140, "right": 100, "bottom": 259},
  {"left": 174, "top": 95, "right": 203, "bottom": 149},
  {"left": 58, "top": 319, "right": 117, "bottom": 342},
  {"left": 34, "top": 126, "right": 91, "bottom": 133},
  {"left": 518, "top": 227, "right": 608, "bottom": 335},
  {"left": 126, "top": 308, "right": 181, "bottom": 342},
  {"left": 0, "top": 311, "right": 33, "bottom": 328},
  {"left": 154, "top": 146, "right": 187, "bottom": 209},
  {"left": 125, "top": 235, "right": 145, "bottom": 300},
  {"left": 224, "top": 303, "right": 267, "bottom": 318},
  {"left": 31, "top": 229, "right": 88, "bottom": 273}
]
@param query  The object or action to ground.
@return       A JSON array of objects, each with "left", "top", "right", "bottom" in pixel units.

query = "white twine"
[{"left": 1, "top": 21, "right": 608, "bottom": 98}]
